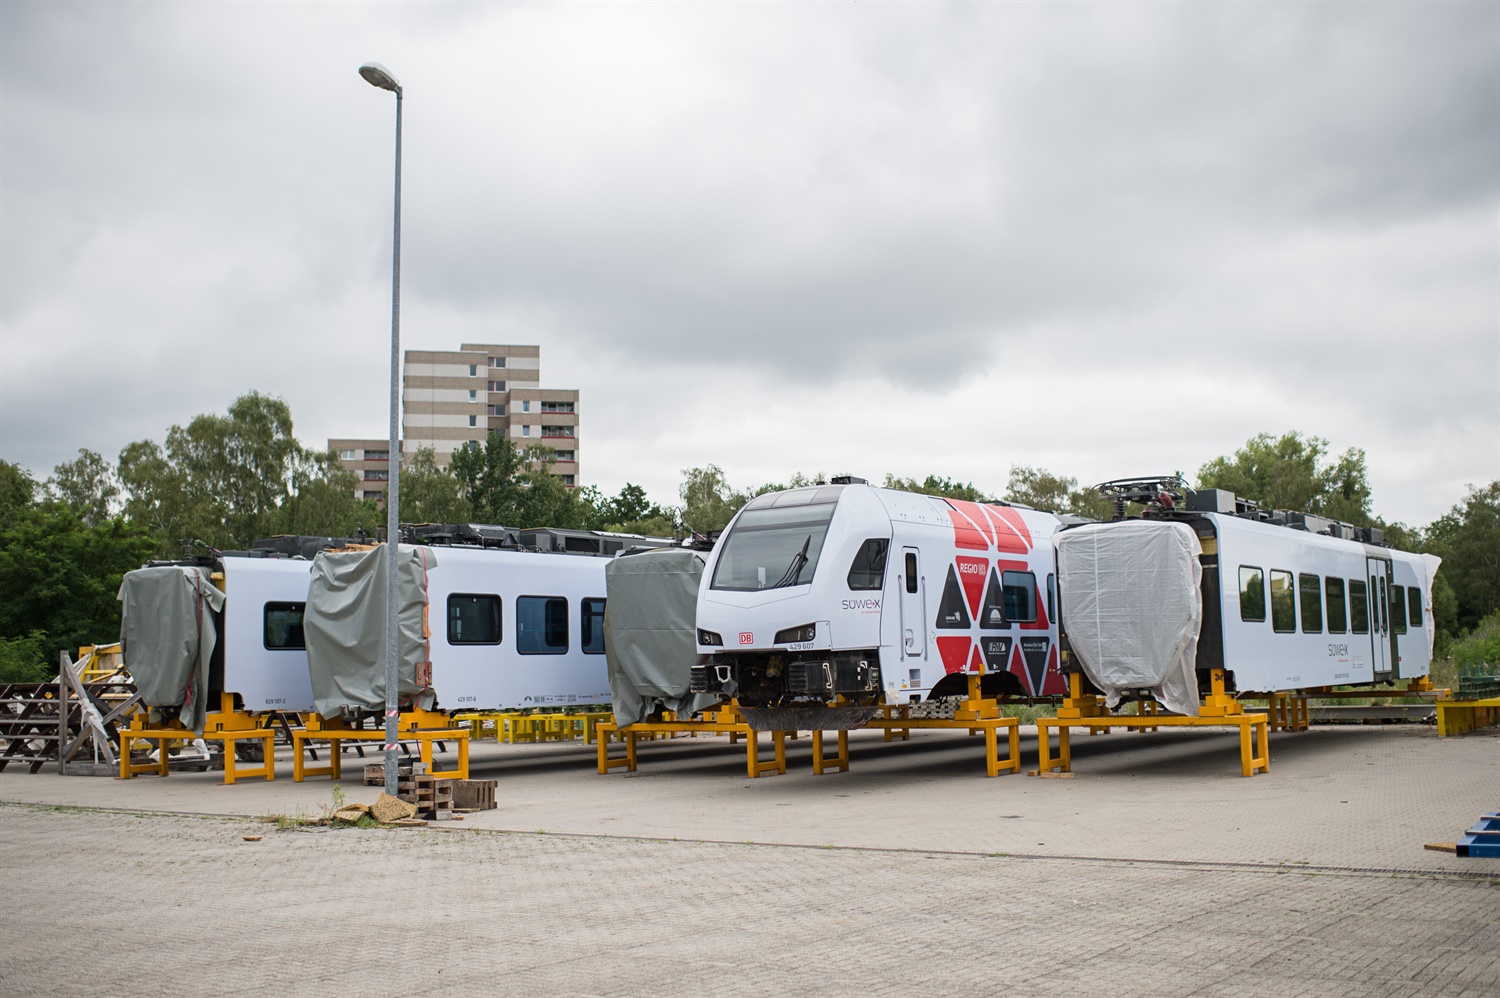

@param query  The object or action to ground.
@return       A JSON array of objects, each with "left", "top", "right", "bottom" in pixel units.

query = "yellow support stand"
[
  {"left": 1036, "top": 669, "right": 1270, "bottom": 778},
  {"left": 595, "top": 704, "right": 789, "bottom": 779},
  {"left": 811, "top": 730, "right": 849, "bottom": 774},
  {"left": 453, "top": 710, "right": 614, "bottom": 745},
  {"left": 292, "top": 706, "right": 469, "bottom": 782},
  {"left": 864, "top": 677, "right": 1022, "bottom": 778},
  {"left": 1436, "top": 697, "right": 1500, "bottom": 736},
  {"left": 118, "top": 693, "right": 275, "bottom": 785}
]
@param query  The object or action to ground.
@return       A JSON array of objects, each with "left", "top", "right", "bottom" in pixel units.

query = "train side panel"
[
  {"left": 220, "top": 558, "right": 317, "bottom": 712},
  {"left": 1212, "top": 514, "right": 1430, "bottom": 691},
  {"left": 879, "top": 493, "right": 1064, "bottom": 699},
  {"left": 423, "top": 548, "right": 613, "bottom": 711}
]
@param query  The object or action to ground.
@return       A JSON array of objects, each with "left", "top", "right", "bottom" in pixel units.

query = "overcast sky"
[{"left": 2, "top": 2, "right": 1496, "bottom": 527}]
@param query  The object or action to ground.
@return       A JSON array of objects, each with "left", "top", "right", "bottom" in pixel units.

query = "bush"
[
  {"left": 0, "top": 632, "right": 55, "bottom": 684},
  {"left": 1450, "top": 611, "right": 1500, "bottom": 676}
]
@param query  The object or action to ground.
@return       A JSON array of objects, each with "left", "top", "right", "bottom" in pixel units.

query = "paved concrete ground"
[{"left": 3, "top": 723, "right": 1498, "bottom": 996}]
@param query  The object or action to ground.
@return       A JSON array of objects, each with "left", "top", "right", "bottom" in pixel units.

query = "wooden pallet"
[
  {"left": 363, "top": 759, "right": 428, "bottom": 785},
  {"left": 451, "top": 779, "right": 497, "bottom": 810},
  {"left": 398, "top": 772, "right": 454, "bottom": 820}
]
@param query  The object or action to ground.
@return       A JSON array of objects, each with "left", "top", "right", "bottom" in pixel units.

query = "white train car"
[
  {"left": 1209, "top": 511, "right": 1438, "bottom": 690},
  {"left": 1054, "top": 484, "right": 1440, "bottom": 701},
  {"left": 419, "top": 546, "right": 612, "bottom": 710},
  {"left": 119, "top": 553, "right": 318, "bottom": 716},
  {"left": 221, "top": 555, "right": 318, "bottom": 712},
  {"left": 692, "top": 480, "right": 1066, "bottom": 717}
]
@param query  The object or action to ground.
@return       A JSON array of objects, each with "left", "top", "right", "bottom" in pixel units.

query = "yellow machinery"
[
  {"left": 1239, "top": 677, "right": 1447, "bottom": 733},
  {"left": 1436, "top": 697, "right": 1500, "bottom": 736},
  {"left": 864, "top": 676, "right": 1022, "bottom": 778},
  {"left": 292, "top": 706, "right": 469, "bottom": 782},
  {"left": 118, "top": 692, "right": 276, "bottom": 785},
  {"left": 597, "top": 678, "right": 1022, "bottom": 779},
  {"left": 455, "top": 710, "right": 614, "bottom": 746},
  {"left": 597, "top": 702, "right": 787, "bottom": 779},
  {"left": 1036, "top": 669, "right": 1270, "bottom": 777}
]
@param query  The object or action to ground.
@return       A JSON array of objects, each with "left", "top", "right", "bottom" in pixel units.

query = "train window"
[
  {"left": 517, "top": 596, "right": 568, "bottom": 654},
  {"left": 1002, "top": 571, "right": 1037, "bottom": 623},
  {"left": 264, "top": 602, "right": 306, "bottom": 650},
  {"left": 1325, "top": 577, "right": 1347, "bottom": 634},
  {"left": 1408, "top": 587, "right": 1423, "bottom": 628},
  {"left": 1046, "top": 574, "right": 1055, "bottom": 622},
  {"left": 1377, "top": 577, "right": 1388, "bottom": 631},
  {"left": 1299, "top": 574, "right": 1323, "bottom": 633},
  {"left": 710, "top": 502, "right": 837, "bottom": 591},
  {"left": 1269, "top": 571, "right": 1295, "bottom": 633},
  {"left": 846, "top": 539, "right": 889, "bottom": 591},
  {"left": 1238, "top": 567, "right": 1265, "bottom": 622},
  {"left": 1390, "top": 585, "right": 1407, "bottom": 634},
  {"left": 581, "top": 598, "right": 606, "bottom": 654},
  {"left": 1349, "top": 580, "right": 1369, "bottom": 635},
  {"left": 448, "top": 594, "right": 501, "bottom": 645},
  {"left": 905, "top": 553, "right": 918, "bottom": 594}
]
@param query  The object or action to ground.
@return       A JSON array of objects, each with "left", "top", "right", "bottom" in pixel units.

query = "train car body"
[
  {"left": 119, "top": 553, "right": 318, "bottom": 720},
  {"left": 1054, "top": 491, "right": 1440, "bottom": 704},
  {"left": 693, "top": 483, "right": 1066, "bottom": 711},
  {"left": 1205, "top": 512, "right": 1438, "bottom": 690},
  {"left": 417, "top": 546, "right": 613, "bottom": 711},
  {"left": 220, "top": 555, "right": 318, "bottom": 712}
]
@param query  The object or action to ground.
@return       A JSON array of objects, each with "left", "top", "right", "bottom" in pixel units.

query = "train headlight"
[
  {"left": 697, "top": 629, "right": 723, "bottom": 646},
  {"left": 774, "top": 623, "right": 817, "bottom": 645}
]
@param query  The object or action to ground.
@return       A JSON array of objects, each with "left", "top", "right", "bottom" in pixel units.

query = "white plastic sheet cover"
[
  {"left": 603, "top": 548, "right": 717, "bottom": 727},
  {"left": 303, "top": 545, "right": 437, "bottom": 719},
  {"left": 117, "top": 566, "right": 226, "bottom": 735},
  {"left": 1055, "top": 520, "right": 1203, "bottom": 717},
  {"left": 1420, "top": 553, "right": 1443, "bottom": 658}
]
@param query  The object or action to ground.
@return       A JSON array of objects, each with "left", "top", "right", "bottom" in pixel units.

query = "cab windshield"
[{"left": 710, "top": 502, "right": 837, "bottom": 591}]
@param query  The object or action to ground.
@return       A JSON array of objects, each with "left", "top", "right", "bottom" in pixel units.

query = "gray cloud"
[{"left": 1, "top": 1, "right": 1495, "bottom": 527}]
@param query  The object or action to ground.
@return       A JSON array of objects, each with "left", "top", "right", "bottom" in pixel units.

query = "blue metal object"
[{"left": 1456, "top": 812, "right": 1500, "bottom": 859}]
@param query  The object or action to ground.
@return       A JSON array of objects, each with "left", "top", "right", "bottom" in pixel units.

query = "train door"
[
  {"left": 899, "top": 547, "right": 926, "bottom": 665},
  {"left": 1367, "top": 557, "right": 1393, "bottom": 679}
]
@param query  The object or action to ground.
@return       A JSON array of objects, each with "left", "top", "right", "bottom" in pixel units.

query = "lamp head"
[{"left": 359, "top": 63, "right": 401, "bottom": 93}]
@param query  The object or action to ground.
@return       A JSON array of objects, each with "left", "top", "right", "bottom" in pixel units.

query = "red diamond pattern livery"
[{"left": 941, "top": 500, "right": 1062, "bottom": 695}]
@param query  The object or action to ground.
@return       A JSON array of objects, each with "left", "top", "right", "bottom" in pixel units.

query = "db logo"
[{"left": 738, "top": 632, "right": 754, "bottom": 645}]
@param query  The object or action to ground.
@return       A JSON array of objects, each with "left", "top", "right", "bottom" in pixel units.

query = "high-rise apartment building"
[{"left": 330, "top": 342, "right": 580, "bottom": 500}]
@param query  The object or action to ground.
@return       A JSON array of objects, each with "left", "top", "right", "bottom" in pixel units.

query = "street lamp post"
[{"left": 359, "top": 61, "right": 404, "bottom": 798}]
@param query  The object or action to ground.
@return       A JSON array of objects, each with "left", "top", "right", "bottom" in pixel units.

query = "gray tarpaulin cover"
[
  {"left": 603, "top": 548, "right": 717, "bottom": 727},
  {"left": 117, "top": 566, "right": 226, "bottom": 735},
  {"left": 1055, "top": 521, "right": 1203, "bottom": 717},
  {"left": 304, "top": 545, "right": 437, "bottom": 718}
]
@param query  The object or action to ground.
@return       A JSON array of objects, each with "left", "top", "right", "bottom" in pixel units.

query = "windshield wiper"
[{"left": 770, "top": 535, "right": 812, "bottom": 589}]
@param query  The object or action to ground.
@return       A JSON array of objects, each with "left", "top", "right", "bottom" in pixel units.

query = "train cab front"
[{"left": 692, "top": 483, "right": 889, "bottom": 718}]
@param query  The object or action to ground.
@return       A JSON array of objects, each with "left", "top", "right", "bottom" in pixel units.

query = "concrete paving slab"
[{"left": 1, "top": 803, "right": 1496, "bottom": 998}]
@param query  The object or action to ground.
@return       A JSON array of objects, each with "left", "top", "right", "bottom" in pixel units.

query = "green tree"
[
  {"left": 117, "top": 439, "right": 194, "bottom": 558},
  {"left": 882, "top": 474, "right": 991, "bottom": 503},
  {"left": 0, "top": 503, "right": 154, "bottom": 672},
  {"left": 47, "top": 448, "right": 120, "bottom": 526},
  {"left": 278, "top": 448, "right": 380, "bottom": 539},
  {"left": 1004, "top": 466, "right": 1113, "bottom": 519},
  {"left": 399, "top": 446, "right": 472, "bottom": 525},
  {"left": 0, "top": 631, "right": 53, "bottom": 684},
  {"left": 679, "top": 464, "right": 749, "bottom": 533},
  {"left": 583, "top": 482, "right": 673, "bottom": 535},
  {"left": 1196, "top": 432, "right": 1373, "bottom": 524},
  {"left": 118, "top": 392, "right": 367, "bottom": 555},
  {"left": 1423, "top": 481, "right": 1500, "bottom": 634},
  {"left": 449, "top": 434, "right": 583, "bottom": 529},
  {"left": 0, "top": 460, "right": 38, "bottom": 528}
]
